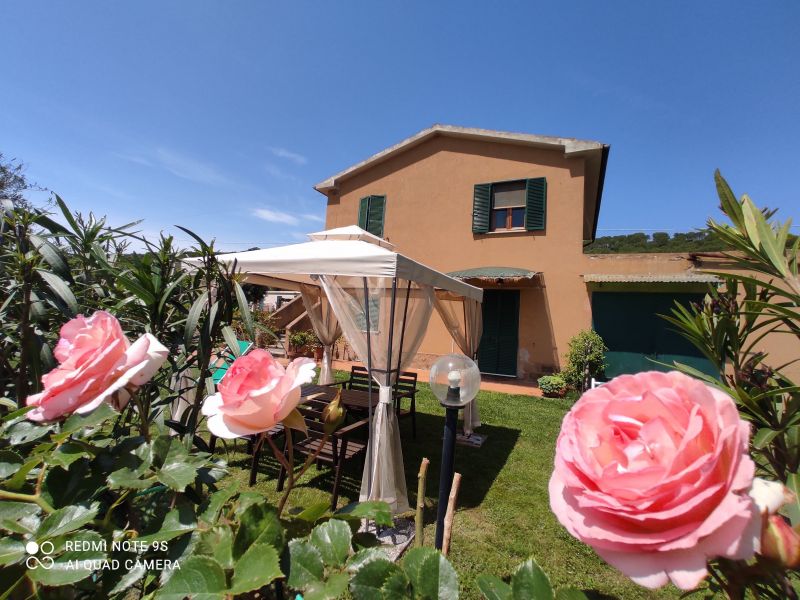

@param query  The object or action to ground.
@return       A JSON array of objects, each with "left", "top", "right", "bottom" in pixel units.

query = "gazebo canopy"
[
  {"left": 204, "top": 225, "right": 482, "bottom": 301},
  {"left": 187, "top": 227, "right": 483, "bottom": 515}
]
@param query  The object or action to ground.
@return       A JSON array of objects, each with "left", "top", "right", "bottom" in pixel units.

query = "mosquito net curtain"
[
  {"left": 433, "top": 291, "right": 483, "bottom": 434},
  {"left": 319, "top": 275, "right": 434, "bottom": 514},
  {"left": 299, "top": 283, "right": 342, "bottom": 385}
]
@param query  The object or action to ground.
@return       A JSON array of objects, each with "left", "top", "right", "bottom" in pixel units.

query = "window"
[
  {"left": 472, "top": 177, "right": 547, "bottom": 234},
  {"left": 358, "top": 195, "right": 386, "bottom": 237},
  {"left": 490, "top": 180, "right": 526, "bottom": 231}
]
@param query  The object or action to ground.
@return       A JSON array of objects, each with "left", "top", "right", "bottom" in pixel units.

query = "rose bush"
[
  {"left": 549, "top": 370, "right": 760, "bottom": 590},
  {"left": 202, "top": 348, "right": 316, "bottom": 438},
  {"left": 26, "top": 310, "right": 168, "bottom": 422}
]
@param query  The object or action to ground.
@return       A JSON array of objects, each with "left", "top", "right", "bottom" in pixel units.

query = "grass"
[{"left": 214, "top": 373, "right": 685, "bottom": 599}]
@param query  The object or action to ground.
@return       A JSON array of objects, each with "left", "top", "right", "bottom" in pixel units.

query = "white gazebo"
[{"left": 193, "top": 226, "right": 482, "bottom": 514}]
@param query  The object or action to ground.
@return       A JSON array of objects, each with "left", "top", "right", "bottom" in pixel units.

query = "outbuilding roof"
[
  {"left": 583, "top": 273, "right": 721, "bottom": 284},
  {"left": 449, "top": 266, "right": 538, "bottom": 280}
]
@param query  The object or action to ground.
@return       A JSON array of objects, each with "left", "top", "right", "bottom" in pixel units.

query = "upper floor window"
[
  {"left": 358, "top": 195, "right": 386, "bottom": 237},
  {"left": 472, "top": 177, "right": 547, "bottom": 234},
  {"left": 491, "top": 180, "right": 526, "bottom": 230}
]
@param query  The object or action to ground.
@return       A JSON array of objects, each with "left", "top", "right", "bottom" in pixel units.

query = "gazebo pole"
[{"left": 363, "top": 278, "right": 373, "bottom": 499}]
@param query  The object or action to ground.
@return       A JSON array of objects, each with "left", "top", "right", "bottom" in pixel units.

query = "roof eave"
[{"left": 313, "top": 124, "right": 607, "bottom": 194}]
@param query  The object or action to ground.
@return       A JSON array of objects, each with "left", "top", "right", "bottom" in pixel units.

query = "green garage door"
[
  {"left": 478, "top": 290, "right": 519, "bottom": 377},
  {"left": 592, "top": 292, "right": 717, "bottom": 379}
]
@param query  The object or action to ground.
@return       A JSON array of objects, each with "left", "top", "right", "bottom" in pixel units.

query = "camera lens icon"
[{"left": 25, "top": 540, "right": 54, "bottom": 569}]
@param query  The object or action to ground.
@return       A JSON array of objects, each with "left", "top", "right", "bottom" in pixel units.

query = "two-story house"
[{"left": 313, "top": 125, "right": 792, "bottom": 380}]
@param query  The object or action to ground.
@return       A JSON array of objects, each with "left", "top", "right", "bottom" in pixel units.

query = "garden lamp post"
[{"left": 429, "top": 354, "right": 480, "bottom": 550}]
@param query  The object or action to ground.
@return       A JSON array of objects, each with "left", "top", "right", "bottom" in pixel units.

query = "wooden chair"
[
  {"left": 331, "top": 365, "right": 418, "bottom": 439},
  {"left": 276, "top": 395, "right": 370, "bottom": 510}
]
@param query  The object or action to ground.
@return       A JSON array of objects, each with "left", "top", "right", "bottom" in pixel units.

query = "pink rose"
[
  {"left": 26, "top": 311, "right": 168, "bottom": 422},
  {"left": 202, "top": 349, "right": 315, "bottom": 438},
  {"left": 549, "top": 371, "right": 760, "bottom": 590}
]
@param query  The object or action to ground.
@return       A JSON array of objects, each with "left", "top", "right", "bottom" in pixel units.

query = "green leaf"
[
  {"left": 155, "top": 555, "right": 227, "bottom": 600},
  {"left": 287, "top": 539, "right": 325, "bottom": 589},
  {"left": 233, "top": 280, "right": 255, "bottom": 339},
  {"left": 0, "top": 501, "right": 41, "bottom": 534},
  {"left": 36, "top": 269, "right": 78, "bottom": 316},
  {"left": 785, "top": 472, "right": 800, "bottom": 527},
  {"left": 157, "top": 271, "right": 189, "bottom": 316},
  {"left": 155, "top": 437, "right": 206, "bottom": 491},
  {"left": 511, "top": 558, "right": 553, "bottom": 600},
  {"left": 402, "top": 547, "right": 459, "bottom": 600},
  {"left": 305, "top": 572, "right": 351, "bottom": 600},
  {"left": 47, "top": 442, "right": 91, "bottom": 469},
  {"left": 233, "top": 501, "right": 284, "bottom": 559},
  {"left": 29, "top": 530, "right": 106, "bottom": 586},
  {"left": 753, "top": 427, "right": 781, "bottom": 450},
  {"left": 0, "top": 538, "right": 25, "bottom": 566},
  {"left": 108, "top": 560, "right": 148, "bottom": 596},
  {"left": 2, "top": 456, "right": 41, "bottom": 491},
  {"left": 3, "top": 420, "right": 50, "bottom": 445},
  {"left": 477, "top": 575, "right": 513, "bottom": 600},
  {"left": 334, "top": 501, "right": 393, "bottom": 527},
  {"left": 0, "top": 397, "right": 16, "bottom": 410},
  {"left": 310, "top": 518, "right": 352, "bottom": 568},
  {"left": 185, "top": 291, "right": 209, "bottom": 348},
  {"left": 349, "top": 558, "right": 403, "bottom": 599},
  {"left": 107, "top": 467, "right": 157, "bottom": 490},
  {"left": 36, "top": 503, "right": 99, "bottom": 540},
  {"left": 29, "top": 234, "right": 71, "bottom": 280},
  {"left": 282, "top": 407, "right": 308, "bottom": 435},
  {"left": 291, "top": 501, "right": 331, "bottom": 523},
  {"left": 199, "top": 485, "right": 238, "bottom": 525},
  {"left": 229, "top": 543, "right": 283, "bottom": 594},
  {"left": 0, "top": 450, "right": 23, "bottom": 479},
  {"left": 346, "top": 547, "right": 388, "bottom": 573},
  {"left": 61, "top": 403, "right": 118, "bottom": 435},
  {"left": 555, "top": 588, "right": 589, "bottom": 600},
  {"left": 196, "top": 525, "right": 234, "bottom": 570},
  {"left": 53, "top": 194, "right": 80, "bottom": 234},
  {"left": 138, "top": 500, "right": 197, "bottom": 543},
  {"left": 222, "top": 326, "right": 241, "bottom": 359}
]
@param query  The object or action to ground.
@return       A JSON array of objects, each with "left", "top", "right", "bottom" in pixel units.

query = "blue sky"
[{"left": 2, "top": 1, "right": 798, "bottom": 250}]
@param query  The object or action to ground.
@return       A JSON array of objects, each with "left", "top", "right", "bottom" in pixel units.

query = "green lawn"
[{"left": 214, "top": 373, "right": 685, "bottom": 599}]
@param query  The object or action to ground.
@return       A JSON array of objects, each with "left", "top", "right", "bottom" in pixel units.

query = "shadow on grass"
[
  {"left": 401, "top": 412, "right": 521, "bottom": 511},
  {"left": 228, "top": 410, "right": 520, "bottom": 514}
]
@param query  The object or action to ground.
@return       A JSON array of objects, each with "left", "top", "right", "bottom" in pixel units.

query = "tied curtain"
[
  {"left": 319, "top": 275, "right": 435, "bottom": 514},
  {"left": 434, "top": 291, "right": 483, "bottom": 434},
  {"left": 299, "top": 283, "right": 341, "bottom": 385}
]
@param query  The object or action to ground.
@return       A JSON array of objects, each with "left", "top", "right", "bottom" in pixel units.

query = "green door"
[
  {"left": 591, "top": 292, "right": 717, "bottom": 378},
  {"left": 478, "top": 290, "right": 519, "bottom": 377}
]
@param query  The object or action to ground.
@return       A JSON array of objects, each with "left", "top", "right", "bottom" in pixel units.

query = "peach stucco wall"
[
  {"left": 323, "top": 135, "right": 593, "bottom": 377},
  {"left": 319, "top": 134, "right": 797, "bottom": 380}
]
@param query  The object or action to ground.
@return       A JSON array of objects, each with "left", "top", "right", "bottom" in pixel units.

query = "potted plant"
[{"left": 288, "top": 330, "right": 320, "bottom": 359}]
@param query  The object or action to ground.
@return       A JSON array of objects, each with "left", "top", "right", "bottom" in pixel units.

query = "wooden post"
[
  {"left": 441, "top": 472, "right": 461, "bottom": 557},
  {"left": 415, "top": 457, "right": 430, "bottom": 547}
]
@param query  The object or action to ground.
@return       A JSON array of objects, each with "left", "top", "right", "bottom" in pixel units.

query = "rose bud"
[
  {"left": 322, "top": 390, "right": 347, "bottom": 434},
  {"left": 761, "top": 515, "right": 800, "bottom": 568}
]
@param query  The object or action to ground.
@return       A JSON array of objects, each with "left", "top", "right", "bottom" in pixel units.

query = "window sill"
[{"left": 483, "top": 228, "right": 530, "bottom": 235}]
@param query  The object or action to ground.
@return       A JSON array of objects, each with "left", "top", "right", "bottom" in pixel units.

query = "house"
[{"left": 313, "top": 125, "right": 795, "bottom": 380}]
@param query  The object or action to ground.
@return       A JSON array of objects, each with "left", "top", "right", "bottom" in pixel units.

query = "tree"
[{"left": 0, "top": 152, "right": 39, "bottom": 208}]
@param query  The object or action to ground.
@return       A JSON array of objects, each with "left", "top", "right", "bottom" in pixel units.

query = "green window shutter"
[
  {"left": 366, "top": 195, "right": 385, "bottom": 237},
  {"left": 472, "top": 183, "right": 491, "bottom": 233},
  {"left": 358, "top": 197, "right": 369, "bottom": 229},
  {"left": 525, "top": 177, "right": 547, "bottom": 231}
]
